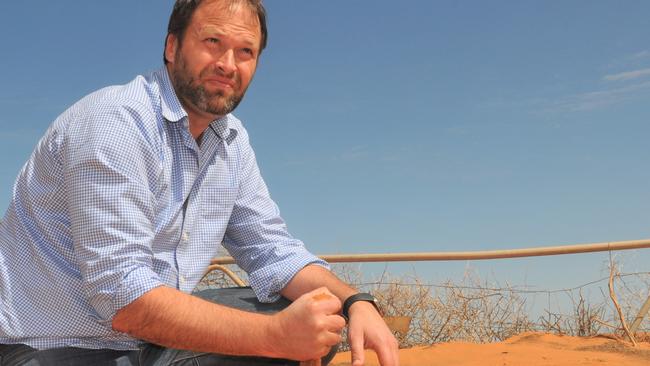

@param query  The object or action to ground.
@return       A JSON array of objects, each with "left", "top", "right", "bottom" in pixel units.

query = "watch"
[{"left": 342, "top": 293, "right": 381, "bottom": 322}]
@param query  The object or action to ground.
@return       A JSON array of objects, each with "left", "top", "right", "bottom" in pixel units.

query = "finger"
[
  {"left": 349, "top": 329, "right": 365, "bottom": 366},
  {"left": 312, "top": 296, "right": 342, "bottom": 315},
  {"left": 322, "top": 330, "right": 342, "bottom": 347},
  {"left": 325, "top": 314, "right": 346, "bottom": 332},
  {"left": 318, "top": 344, "right": 332, "bottom": 358},
  {"left": 373, "top": 337, "right": 399, "bottom": 366}
]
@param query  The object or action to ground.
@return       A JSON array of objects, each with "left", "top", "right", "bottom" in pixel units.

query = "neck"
[{"left": 185, "top": 108, "right": 221, "bottom": 139}]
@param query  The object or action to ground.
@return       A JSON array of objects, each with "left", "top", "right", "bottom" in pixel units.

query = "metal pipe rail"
[{"left": 210, "top": 238, "right": 650, "bottom": 265}]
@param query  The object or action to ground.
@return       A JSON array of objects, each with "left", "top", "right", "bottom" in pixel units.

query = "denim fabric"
[
  {"left": 0, "top": 344, "right": 139, "bottom": 365},
  {"left": 0, "top": 343, "right": 303, "bottom": 365}
]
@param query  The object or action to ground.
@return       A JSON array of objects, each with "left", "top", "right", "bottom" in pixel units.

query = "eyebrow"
[
  {"left": 197, "top": 25, "right": 259, "bottom": 49},
  {"left": 197, "top": 25, "right": 225, "bottom": 37}
]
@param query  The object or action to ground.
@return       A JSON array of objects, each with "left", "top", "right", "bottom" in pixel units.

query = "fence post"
[{"left": 630, "top": 293, "right": 650, "bottom": 334}]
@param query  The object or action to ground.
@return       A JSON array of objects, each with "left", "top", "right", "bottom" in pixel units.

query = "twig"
[{"left": 593, "top": 318, "right": 619, "bottom": 330}]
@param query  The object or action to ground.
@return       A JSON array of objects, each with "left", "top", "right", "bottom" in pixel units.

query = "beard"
[{"left": 171, "top": 52, "right": 245, "bottom": 116}]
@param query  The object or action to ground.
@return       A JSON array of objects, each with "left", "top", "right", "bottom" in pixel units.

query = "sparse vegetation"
[{"left": 197, "top": 261, "right": 650, "bottom": 350}]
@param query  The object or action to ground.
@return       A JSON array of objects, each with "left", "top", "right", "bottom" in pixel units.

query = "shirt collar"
[
  {"left": 156, "top": 66, "right": 187, "bottom": 123},
  {"left": 209, "top": 117, "right": 238, "bottom": 145}
]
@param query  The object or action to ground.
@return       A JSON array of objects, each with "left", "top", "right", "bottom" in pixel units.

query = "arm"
[
  {"left": 112, "top": 285, "right": 343, "bottom": 360},
  {"left": 282, "top": 265, "right": 400, "bottom": 366},
  {"left": 280, "top": 264, "right": 357, "bottom": 301},
  {"left": 112, "top": 286, "right": 278, "bottom": 356}
]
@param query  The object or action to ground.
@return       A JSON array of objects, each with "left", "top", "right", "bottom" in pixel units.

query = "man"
[{"left": 0, "top": 0, "right": 398, "bottom": 365}]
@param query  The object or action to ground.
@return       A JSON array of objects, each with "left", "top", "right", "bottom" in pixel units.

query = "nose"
[{"left": 216, "top": 49, "right": 236, "bottom": 75}]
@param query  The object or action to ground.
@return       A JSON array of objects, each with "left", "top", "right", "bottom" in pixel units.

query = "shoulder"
[
  {"left": 78, "top": 73, "right": 161, "bottom": 125},
  {"left": 62, "top": 72, "right": 166, "bottom": 148}
]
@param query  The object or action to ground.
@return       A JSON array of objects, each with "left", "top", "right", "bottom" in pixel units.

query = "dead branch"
[{"left": 608, "top": 259, "right": 637, "bottom": 346}]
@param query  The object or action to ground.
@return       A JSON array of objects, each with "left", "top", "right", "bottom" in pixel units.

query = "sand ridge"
[{"left": 331, "top": 332, "right": 650, "bottom": 365}]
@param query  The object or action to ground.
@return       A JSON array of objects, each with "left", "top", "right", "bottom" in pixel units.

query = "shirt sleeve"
[
  {"left": 222, "top": 129, "right": 329, "bottom": 303},
  {"left": 63, "top": 99, "right": 165, "bottom": 323}
]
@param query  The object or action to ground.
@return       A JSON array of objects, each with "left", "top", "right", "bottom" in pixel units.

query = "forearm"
[
  {"left": 281, "top": 264, "right": 358, "bottom": 303},
  {"left": 282, "top": 265, "right": 383, "bottom": 323},
  {"left": 112, "top": 286, "right": 279, "bottom": 357}
]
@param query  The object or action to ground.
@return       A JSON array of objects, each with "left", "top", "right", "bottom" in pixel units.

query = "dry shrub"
[
  {"left": 198, "top": 261, "right": 650, "bottom": 350},
  {"left": 615, "top": 271, "right": 650, "bottom": 335},
  {"left": 541, "top": 291, "right": 605, "bottom": 337},
  {"left": 404, "top": 270, "right": 534, "bottom": 345},
  {"left": 332, "top": 265, "right": 535, "bottom": 349},
  {"left": 572, "top": 292, "right": 606, "bottom": 336},
  {"left": 332, "top": 264, "right": 649, "bottom": 349}
]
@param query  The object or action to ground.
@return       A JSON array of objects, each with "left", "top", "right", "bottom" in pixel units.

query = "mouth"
[{"left": 204, "top": 76, "right": 236, "bottom": 89}]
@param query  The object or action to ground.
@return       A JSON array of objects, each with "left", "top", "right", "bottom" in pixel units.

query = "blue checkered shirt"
[{"left": 0, "top": 67, "right": 328, "bottom": 350}]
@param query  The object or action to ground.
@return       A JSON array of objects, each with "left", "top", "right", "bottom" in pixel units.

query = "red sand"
[{"left": 331, "top": 332, "right": 650, "bottom": 365}]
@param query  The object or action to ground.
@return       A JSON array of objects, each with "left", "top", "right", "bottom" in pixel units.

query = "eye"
[
  {"left": 239, "top": 48, "right": 256, "bottom": 59},
  {"left": 205, "top": 37, "right": 220, "bottom": 44}
]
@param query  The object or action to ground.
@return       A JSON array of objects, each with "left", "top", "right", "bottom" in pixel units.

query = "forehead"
[{"left": 190, "top": 0, "right": 261, "bottom": 41}]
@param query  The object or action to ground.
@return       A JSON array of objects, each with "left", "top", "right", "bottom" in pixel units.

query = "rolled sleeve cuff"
[
  {"left": 248, "top": 253, "right": 330, "bottom": 303},
  {"left": 91, "top": 266, "right": 164, "bottom": 323}
]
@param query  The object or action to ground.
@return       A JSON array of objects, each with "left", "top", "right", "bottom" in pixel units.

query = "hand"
[
  {"left": 269, "top": 287, "right": 346, "bottom": 361},
  {"left": 348, "top": 301, "right": 399, "bottom": 366}
]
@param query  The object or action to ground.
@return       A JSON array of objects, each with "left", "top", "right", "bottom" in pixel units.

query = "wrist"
[
  {"left": 348, "top": 300, "right": 379, "bottom": 317},
  {"left": 342, "top": 293, "right": 380, "bottom": 321},
  {"left": 260, "top": 313, "right": 285, "bottom": 358}
]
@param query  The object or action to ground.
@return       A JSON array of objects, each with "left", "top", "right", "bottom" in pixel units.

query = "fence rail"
[{"left": 211, "top": 238, "right": 650, "bottom": 265}]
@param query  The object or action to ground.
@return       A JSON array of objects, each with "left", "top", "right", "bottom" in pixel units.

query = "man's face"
[{"left": 166, "top": 0, "right": 261, "bottom": 118}]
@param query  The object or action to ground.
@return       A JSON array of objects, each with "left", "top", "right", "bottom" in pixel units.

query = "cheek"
[
  {"left": 184, "top": 50, "right": 212, "bottom": 72},
  {"left": 238, "top": 63, "right": 257, "bottom": 85}
]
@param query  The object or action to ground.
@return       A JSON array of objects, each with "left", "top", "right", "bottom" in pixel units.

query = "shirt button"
[
  {"left": 182, "top": 231, "right": 189, "bottom": 241},
  {"left": 179, "top": 275, "right": 186, "bottom": 284}
]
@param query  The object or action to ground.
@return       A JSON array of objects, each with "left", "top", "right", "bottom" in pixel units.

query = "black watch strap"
[{"left": 342, "top": 293, "right": 380, "bottom": 321}]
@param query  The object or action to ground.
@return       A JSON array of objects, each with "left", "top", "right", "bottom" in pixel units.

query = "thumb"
[{"left": 350, "top": 331, "right": 365, "bottom": 366}]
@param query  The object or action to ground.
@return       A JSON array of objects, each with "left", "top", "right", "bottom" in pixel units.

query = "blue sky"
[{"left": 1, "top": 1, "right": 649, "bottom": 295}]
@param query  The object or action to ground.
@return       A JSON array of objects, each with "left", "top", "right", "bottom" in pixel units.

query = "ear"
[{"left": 164, "top": 33, "right": 178, "bottom": 64}]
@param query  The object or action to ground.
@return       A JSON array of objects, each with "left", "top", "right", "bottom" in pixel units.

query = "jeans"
[
  {"left": 0, "top": 287, "right": 337, "bottom": 366},
  {"left": 0, "top": 343, "right": 304, "bottom": 365}
]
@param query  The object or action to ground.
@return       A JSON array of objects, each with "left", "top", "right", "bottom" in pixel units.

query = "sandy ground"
[{"left": 331, "top": 332, "right": 650, "bottom": 366}]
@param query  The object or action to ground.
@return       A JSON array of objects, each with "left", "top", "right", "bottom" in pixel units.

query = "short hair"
[{"left": 164, "top": 0, "right": 268, "bottom": 63}]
